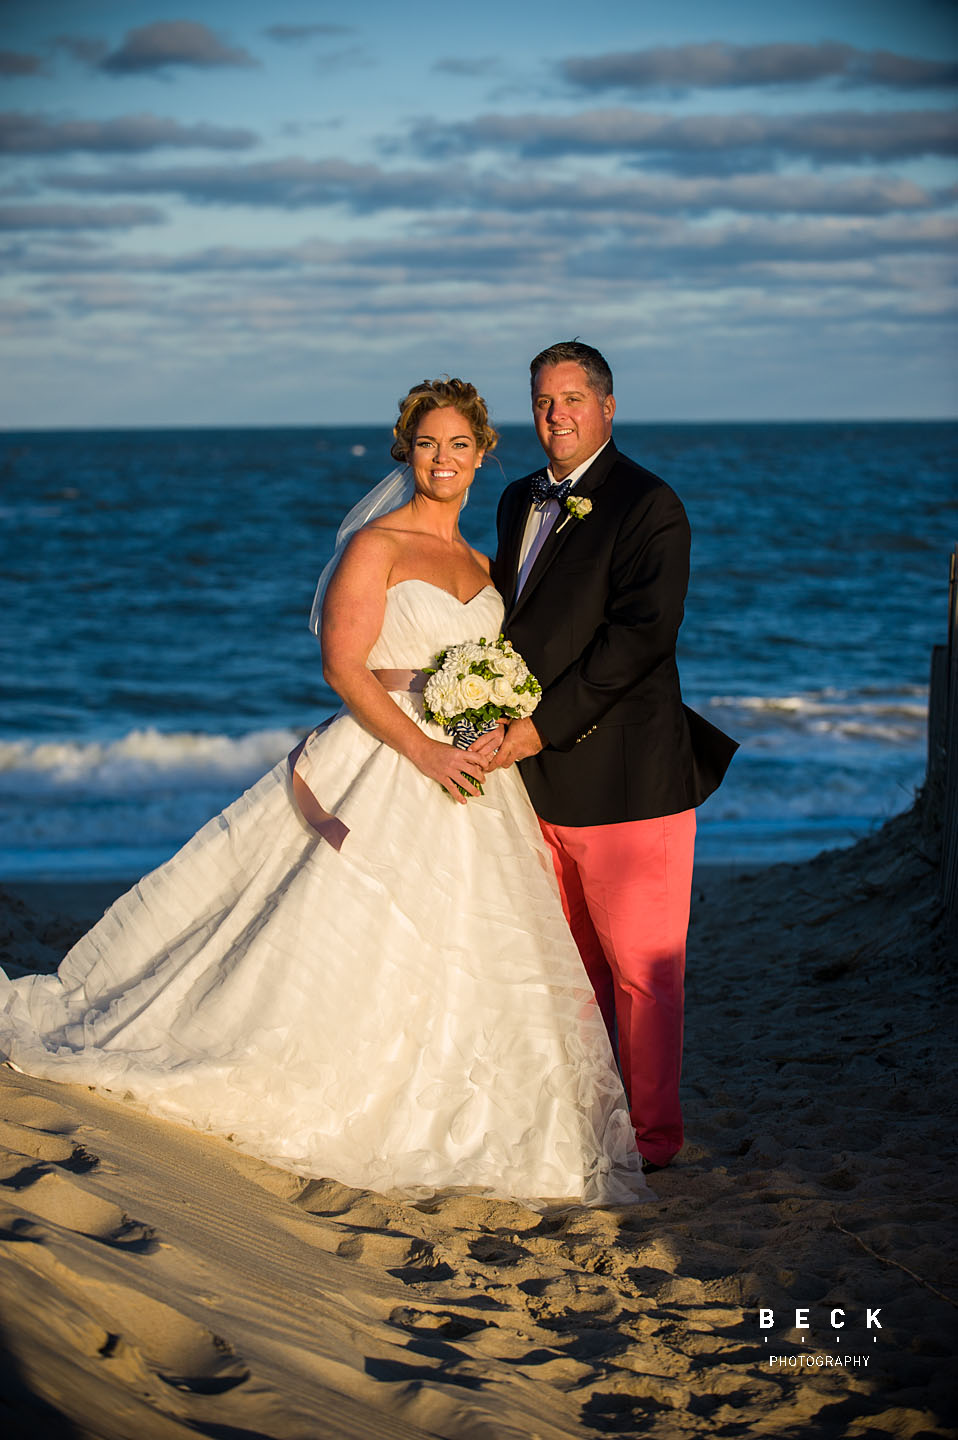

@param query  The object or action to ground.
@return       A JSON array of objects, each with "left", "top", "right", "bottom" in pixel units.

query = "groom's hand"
[
  {"left": 485, "top": 716, "right": 543, "bottom": 771},
  {"left": 467, "top": 723, "right": 505, "bottom": 766}
]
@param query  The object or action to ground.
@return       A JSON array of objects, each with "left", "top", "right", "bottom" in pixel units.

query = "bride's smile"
[{"left": 409, "top": 406, "right": 484, "bottom": 505}]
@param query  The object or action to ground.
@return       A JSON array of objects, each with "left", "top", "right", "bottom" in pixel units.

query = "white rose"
[
  {"left": 444, "top": 678, "right": 467, "bottom": 710},
  {"left": 491, "top": 675, "right": 514, "bottom": 704},
  {"left": 459, "top": 674, "right": 491, "bottom": 707}
]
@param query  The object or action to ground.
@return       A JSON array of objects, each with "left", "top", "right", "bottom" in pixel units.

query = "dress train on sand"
[{"left": 0, "top": 581, "right": 645, "bottom": 1206}]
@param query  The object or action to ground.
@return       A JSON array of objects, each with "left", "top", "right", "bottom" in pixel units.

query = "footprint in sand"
[
  {"left": 468, "top": 1234, "right": 529, "bottom": 1267},
  {"left": 0, "top": 1130, "right": 248, "bottom": 1398},
  {"left": 336, "top": 1228, "right": 456, "bottom": 1283},
  {"left": 0, "top": 1085, "right": 253, "bottom": 1409},
  {"left": 0, "top": 1089, "right": 98, "bottom": 1177},
  {"left": 0, "top": 1091, "right": 79, "bottom": 1134},
  {"left": 0, "top": 1167, "right": 157, "bottom": 1250},
  {"left": 0, "top": 1116, "right": 97, "bottom": 1172},
  {"left": 388, "top": 1306, "right": 489, "bottom": 1341},
  {"left": 7, "top": 1245, "right": 250, "bottom": 1397},
  {"left": 89, "top": 1284, "right": 250, "bottom": 1395}
]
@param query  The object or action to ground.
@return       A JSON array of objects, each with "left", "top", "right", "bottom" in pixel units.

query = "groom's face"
[{"left": 532, "top": 361, "right": 615, "bottom": 480}]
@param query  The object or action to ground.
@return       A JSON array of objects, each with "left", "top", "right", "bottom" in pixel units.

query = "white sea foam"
[
  {"left": 0, "top": 696, "right": 929, "bottom": 877},
  {"left": 702, "top": 687, "right": 927, "bottom": 747},
  {"left": 0, "top": 726, "right": 311, "bottom": 876},
  {"left": 0, "top": 726, "right": 304, "bottom": 796}
]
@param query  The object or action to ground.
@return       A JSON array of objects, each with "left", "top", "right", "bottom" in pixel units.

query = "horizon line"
[{"left": 2, "top": 416, "right": 956, "bottom": 435}]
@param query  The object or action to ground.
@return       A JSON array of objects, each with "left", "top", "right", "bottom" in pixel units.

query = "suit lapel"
[
  {"left": 498, "top": 483, "right": 532, "bottom": 610},
  {"left": 507, "top": 442, "right": 619, "bottom": 623}
]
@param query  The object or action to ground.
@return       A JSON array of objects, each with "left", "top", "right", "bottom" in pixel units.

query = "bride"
[{"left": 0, "top": 378, "right": 646, "bottom": 1208}]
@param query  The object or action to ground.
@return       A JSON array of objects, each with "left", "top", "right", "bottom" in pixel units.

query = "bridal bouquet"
[{"left": 423, "top": 635, "right": 542, "bottom": 795}]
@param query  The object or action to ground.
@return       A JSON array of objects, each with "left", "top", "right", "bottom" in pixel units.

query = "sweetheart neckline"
[{"left": 386, "top": 578, "right": 499, "bottom": 607}]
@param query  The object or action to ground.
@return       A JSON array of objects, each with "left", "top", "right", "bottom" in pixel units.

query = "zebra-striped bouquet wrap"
[{"left": 423, "top": 635, "right": 542, "bottom": 796}]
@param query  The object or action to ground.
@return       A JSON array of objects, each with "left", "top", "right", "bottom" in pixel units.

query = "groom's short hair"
[{"left": 530, "top": 340, "right": 613, "bottom": 400}]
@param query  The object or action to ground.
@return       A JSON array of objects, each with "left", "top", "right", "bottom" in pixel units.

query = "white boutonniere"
[{"left": 555, "top": 495, "right": 593, "bottom": 534}]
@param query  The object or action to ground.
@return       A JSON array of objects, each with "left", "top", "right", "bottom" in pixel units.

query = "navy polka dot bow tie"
[{"left": 529, "top": 471, "right": 576, "bottom": 510}]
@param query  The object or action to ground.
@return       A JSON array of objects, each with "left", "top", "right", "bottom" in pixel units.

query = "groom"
[{"left": 482, "top": 341, "right": 737, "bottom": 1170}]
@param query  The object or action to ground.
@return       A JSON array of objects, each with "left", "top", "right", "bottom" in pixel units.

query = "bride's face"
[{"left": 410, "top": 407, "right": 484, "bottom": 504}]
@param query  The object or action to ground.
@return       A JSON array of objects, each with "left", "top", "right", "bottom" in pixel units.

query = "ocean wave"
[
  {"left": 0, "top": 726, "right": 304, "bottom": 796},
  {"left": 703, "top": 687, "right": 926, "bottom": 746},
  {"left": 0, "top": 706, "right": 927, "bottom": 878}
]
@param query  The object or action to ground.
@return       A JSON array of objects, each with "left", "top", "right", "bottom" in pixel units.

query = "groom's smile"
[{"left": 532, "top": 360, "right": 616, "bottom": 480}]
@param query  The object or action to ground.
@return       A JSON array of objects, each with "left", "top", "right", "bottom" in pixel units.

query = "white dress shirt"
[{"left": 515, "top": 440, "right": 610, "bottom": 597}]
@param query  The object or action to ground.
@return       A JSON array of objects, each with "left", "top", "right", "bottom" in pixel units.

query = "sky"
[{"left": 1, "top": 0, "right": 956, "bottom": 427}]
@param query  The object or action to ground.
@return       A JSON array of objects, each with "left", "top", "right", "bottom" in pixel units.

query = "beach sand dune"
[{"left": 1, "top": 799, "right": 955, "bottom": 1438}]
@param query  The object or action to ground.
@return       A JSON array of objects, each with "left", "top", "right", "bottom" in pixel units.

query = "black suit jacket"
[{"left": 492, "top": 441, "right": 737, "bottom": 827}]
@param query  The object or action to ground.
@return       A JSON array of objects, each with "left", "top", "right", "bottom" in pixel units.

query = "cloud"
[
  {"left": 12, "top": 218, "right": 955, "bottom": 341},
  {"left": 280, "top": 118, "right": 344, "bottom": 137},
  {"left": 42, "top": 152, "right": 951, "bottom": 224},
  {"left": 100, "top": 20, "right": 257, "bottom": 75},
  {"left": 562, "top": 41, "right": 958, "bottom": 93},
  {"left": 15, "top": 241, "right": 323, "bottom": 275},
  {"left": 53, "top": 34, "right": 111, "bottom": 66},
  {"left": 405, "top": 107, "right": 958, "bottom": 167},
  {"left": 1, "top": 233, "right": 539, "bottom": 285},
  {"left": 311, "top": 45, "right": 369, "bottom": 73},
  {"left": 0, "top": 49, "right": 44, "bottom": 76},
  {"left": 477, "top": 170, "right": 942, "bottom": 218},
  {"left": 432, "top": 57, "right": 502, "bottom": 77},
  {"left": 589, "top": 213, "right": 958, "bottom": 271},
  {"left": 0, "top": 111, "right": 257, "bottom": 154},
  {"left": 0, "top": 298, "right": 52, "bottom": 326},
  {"left": 264, "top": 24, "right": 354, "bottom": 42},
  {"left": 0, "top": 203, "right": 164, "bottom": 230},
  {"left": 4, "top": 214, "right": 953, "bottom": 432},
  {"left": 47, "top": 156, "right": 441, "bottom": 211},
  {"left": 314, "top": 232, "right": 541, "bottom": 283}
]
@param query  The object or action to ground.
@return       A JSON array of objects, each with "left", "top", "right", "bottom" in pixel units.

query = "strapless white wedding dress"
[{"left": 0, "top": 581, "right": 645, "bottom": 1206}]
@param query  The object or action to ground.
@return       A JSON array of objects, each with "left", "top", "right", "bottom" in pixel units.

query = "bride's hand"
[
  {"left": 414, "top": 737, "right": 487, "bottom": 803},
  {"left": 467, "top": 723, "right": 505, "bottom": 766}
]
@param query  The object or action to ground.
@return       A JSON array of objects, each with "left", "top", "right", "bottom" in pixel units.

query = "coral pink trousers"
[{"left": 538, "top": 810, "right": 696, "bottom": 1166}]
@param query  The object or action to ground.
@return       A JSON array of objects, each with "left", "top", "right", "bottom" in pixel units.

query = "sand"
[{"left": 1, "top": 799, "right": 955, "bottom": 1439}]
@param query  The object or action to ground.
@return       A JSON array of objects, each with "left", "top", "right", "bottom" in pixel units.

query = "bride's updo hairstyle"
[{"left": 391, "top": 377, "right": 499, "bottom": 462}]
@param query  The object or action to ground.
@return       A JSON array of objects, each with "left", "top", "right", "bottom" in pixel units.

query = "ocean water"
[{"left": 1, "top": 422, "right": 954, "bottom": 880}]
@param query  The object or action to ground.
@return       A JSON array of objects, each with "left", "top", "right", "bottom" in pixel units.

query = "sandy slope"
[{"left": 0, "top": 800, "right": 955, "bottom": 1439}]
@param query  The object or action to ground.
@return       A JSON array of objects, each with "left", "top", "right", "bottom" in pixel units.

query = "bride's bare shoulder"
[
  {"left": 469, "top": 545, "right": 492, "bottom": 576},
  {"left": 365, "top": 498, "right": 413, "bottom": 530},
  {"left": 336, "top": 525, "right": 400, "bottom": 582}
]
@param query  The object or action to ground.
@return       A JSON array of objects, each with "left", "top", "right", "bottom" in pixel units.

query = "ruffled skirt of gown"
[{"left": 0, "top": 581, "right": 645, "bottom": 1207}]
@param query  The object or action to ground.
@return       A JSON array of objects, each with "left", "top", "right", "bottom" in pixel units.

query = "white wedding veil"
[{"left": 308, "top": 465, "right": 414, "bottom": 637}]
